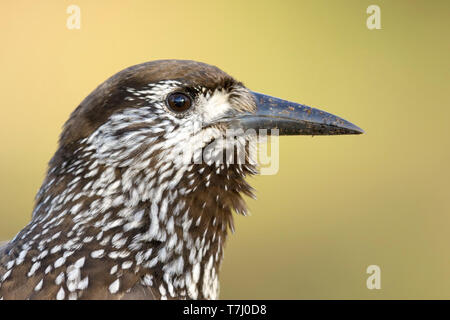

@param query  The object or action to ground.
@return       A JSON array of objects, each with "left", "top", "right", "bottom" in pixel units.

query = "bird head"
[
  {"left": 46, "top": 59, "right": 362, "bottom": 231},
  {"left": 59, "top": 60, "right": 362, "bottom": 170},
  {"left": 2, "top": 60, "right": 363, "bottom": 300}
]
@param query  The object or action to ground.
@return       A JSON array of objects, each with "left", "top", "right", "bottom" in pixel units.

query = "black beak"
[{"left": 234, "top": 91, "right": 364, "bottom": 135}]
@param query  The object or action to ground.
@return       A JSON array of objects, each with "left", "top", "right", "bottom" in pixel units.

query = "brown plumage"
[
  {"left": 0, "top": 60, "right": 363, "bottom": 300},
  {"left": 0, "top": 60, "right": 256, "bottom": 300}
]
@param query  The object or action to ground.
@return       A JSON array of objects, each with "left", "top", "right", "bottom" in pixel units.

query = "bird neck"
[{"left": 15, "top": 147, "right": 256, "bottom": 299}]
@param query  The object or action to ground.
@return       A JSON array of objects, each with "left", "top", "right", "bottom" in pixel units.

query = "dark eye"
[{"left": 167, "top": 92, "right": 192, "bottom": 113}]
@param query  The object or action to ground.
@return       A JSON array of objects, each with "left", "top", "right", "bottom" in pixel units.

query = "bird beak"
[{"left": 233, "top": 91, "right": 364, "bottom": 135}]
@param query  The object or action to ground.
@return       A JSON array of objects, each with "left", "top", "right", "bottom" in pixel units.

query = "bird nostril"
[{"left": 167, "top": 92, "right": 192, "bottom": 113}]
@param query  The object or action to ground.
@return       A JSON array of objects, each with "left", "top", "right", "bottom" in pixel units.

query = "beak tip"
[
  {"left": 323, "top": 118, "right": 365, "bottom": 135},
  {"left": 333, "top": 117, "right": 364, "bottom": 135},
  {"left": 348, "top": 124, "right": 365, "bottom": 135}
]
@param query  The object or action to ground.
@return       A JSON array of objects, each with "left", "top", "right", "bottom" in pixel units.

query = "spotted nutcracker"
[{"left": 0, "top": 60, "right": 363, "bottom": 300}]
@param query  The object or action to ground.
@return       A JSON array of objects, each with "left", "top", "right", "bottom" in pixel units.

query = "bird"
[{"left": 0, "top": 60, "right": 363, "bottom": 300}]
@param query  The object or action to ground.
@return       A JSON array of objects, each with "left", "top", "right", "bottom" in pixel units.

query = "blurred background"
[{"left": 0, "top": 0, "right": 449, "bottom": 299}]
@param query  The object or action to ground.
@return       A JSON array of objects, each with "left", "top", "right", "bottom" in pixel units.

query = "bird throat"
[{"left": 1, "top": 140, "right": 257, "bottom": 299}]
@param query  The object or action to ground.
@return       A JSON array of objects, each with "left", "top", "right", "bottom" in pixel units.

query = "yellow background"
[{"left": 0, "top": 0, "right": 449, "bottom": 299}]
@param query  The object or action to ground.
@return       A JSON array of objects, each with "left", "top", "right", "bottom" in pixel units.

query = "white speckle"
[
  {"left": 110, "top": 265, "right": 118, "bottom": 275},
  {"left": 56, "top": 287, "right": 65, "bottom": 300},
  {"left": 55, "top": 272, "right": 65, "bottom": 285},
  {"left": 109, "top": 279, "right": 120, "bottom": 294},
  {"left": 70, "top": 203, "right": 83, "bottom": 215},
  {"left": 27, "top": 261, "right": 41, "bottom": 277},
  {"left": 143, "top": 257, "right": 158, "bottom": 269},
  {"left": 167, "top": 281, "right": 175, "bottom": 297},
  {"left": 74, "top": 257, "right": 86, "bottom": 268},
  {"left": 34, "top": 279, "right": 43, "bottom": 291},
  {"left": 50, "top": 245, "right": 62, "bottom": 254},
  {"left": 142, "top": 274, "right": 153, "bottom": 286},
  {"left": 6, "top": 260, "right": 15, "bottom": 270},
  {"left": 193, "top": 262, "right": 200, "bottom": 283},
  {"left": 122, "top": 261, "right": 133, "bottom": 269},
  {"left": 45, "top": 265, "right": 52, "bottom": 274},
  {"left": 66, "top": 266, "right": 81, "bottom": 292},
  {"left": 37, "top": 249, "right": 49, "bottom": 260},
  {"left": 99, "top": 235, "right": 111, "bottom": 246},
  {"left": 159, "top": 284, "right": 167, "bottom": 296},
  {"left": 108, "top": 251, "right": 119, "bottom": 259},
  {"left": 2, "top": 270, "right": 11, "bottom": 281},
  {"left": 96, "top": 231, "right": 104, "bottom": 241},
  {"left": 78, "top": 276, "right": 89, "bottom": 290},
  {"left": 63, "top": 251, "right": 75, "bottom": 259},
  {"left": 54, "top": 257, "right": 66, "bottom": 268},
  {"left": 82, "top": 236, "right": 94, "bottom": 243},
  {"left": 91, "top": 249, "right": 104, "bottom": 258},
  {"left": 16, "top": 249, "right": 28, "bottom": 265}
]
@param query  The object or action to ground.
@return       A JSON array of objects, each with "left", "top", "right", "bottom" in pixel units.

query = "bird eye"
[{"left": 167, "top": 92, "right": 192, "bottom": 113}]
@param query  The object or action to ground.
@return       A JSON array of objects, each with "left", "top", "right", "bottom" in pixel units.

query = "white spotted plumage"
[{"left": 0, "top": 62, "right": 258, "bottom": 300}]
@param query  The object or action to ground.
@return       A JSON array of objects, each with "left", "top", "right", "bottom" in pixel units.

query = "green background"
[{"left": 0, "top": 0, "right": 449, "bottom": 298}]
